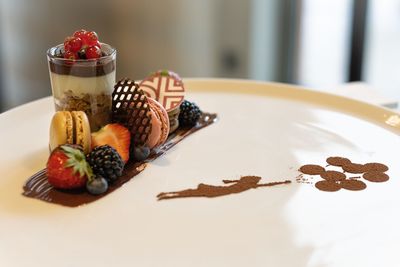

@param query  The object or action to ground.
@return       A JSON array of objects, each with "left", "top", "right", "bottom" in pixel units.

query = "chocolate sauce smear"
[
  {"left": 157, "top": 176, "right": 291, "bottom": 200},
  {"left": 23, "top": 113, "right": 217, "bottom": 207}
]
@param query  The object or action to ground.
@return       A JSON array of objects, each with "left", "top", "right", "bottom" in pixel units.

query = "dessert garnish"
[
  {"left": 178, "top": 100, "right": 202, "bottom": 127},
  {"left": 87, "top": 145, "right": 125, "bottom": 182},
  {"left": 112, "top": 79, "right": 153, "bottom": 146},
  {"left": 139, "top": 70, "right": 185, "bottom": 111},
  {"left": 298, "top": 156, "right": 390, "bottom": 192},
  {"left": 362, "top": 171, "right": 389, "bottom": 182},
  {"left": 157, "top": 176, "right": 291, "bottom": 200},
  {"left": 132, "top": 146, "right": 151, "bottom": 161},
  {"left": 298, "top": 164, "right": 325, "bottom": 175},
  {"left": 342, "top": 163, "right": 366, "bottom": 174},
  {"left": 91, "top": 123, "right": 131, "bottom": 163},
  {"left": 146, "top": 98, "right": 170, "bottom": 149},
  {"left": 363, "top": 162, "right": 389, "bottom": 172},
  {"left": 139, "top": 70, "right": 185, "bottom": 133},
  {"left": 23, "top": 111, "right": 217, "bottom": 206},
  {"left": 326, "top": 156, "right": 351, "bottom": 167},
  {"left": 112, "top": 78, "right": 171, "bottom": 152},
  {"left": 63, "top": 29, "right": 101, "bottom": 60},
  {"left": 49, "top": 111, "right": 91, "bottom": 154},
  {"left": 47, "top": 145, "right": 92, "bottom": 189},
  {"left": 86, "top": 175, "right": 108, "bottom": 195}
]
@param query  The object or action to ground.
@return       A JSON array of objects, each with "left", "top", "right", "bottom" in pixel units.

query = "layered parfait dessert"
[{"left": 47, "top": 30, "right": 116, "bottom": 131}]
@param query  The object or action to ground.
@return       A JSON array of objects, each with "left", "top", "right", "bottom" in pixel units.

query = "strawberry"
[
  {"left": 91, "top": 123, "right": 131, "bottom": 163},
  {"left": 46, "top": 145, "right": 93, "bottom": 189}
]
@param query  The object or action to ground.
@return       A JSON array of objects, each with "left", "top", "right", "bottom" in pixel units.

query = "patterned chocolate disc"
[
  {"left": 112, "top": 78, "right": 152, "bottom": 146},
  {"left": 139, "top": 70, "right": 185, "bottom": 112}
]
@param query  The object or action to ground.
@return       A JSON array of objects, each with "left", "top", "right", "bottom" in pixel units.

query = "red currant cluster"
[{"left": 63, "top": 29, "right": 102, "bottom": 60}]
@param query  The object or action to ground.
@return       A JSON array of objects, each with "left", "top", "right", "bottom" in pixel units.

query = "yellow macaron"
[{"left": 49, "top": 111, "right": 91, "bottom": 154}]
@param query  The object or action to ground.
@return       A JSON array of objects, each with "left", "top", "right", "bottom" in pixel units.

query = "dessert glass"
[{"left": 47, "top": 44, "right": 116, "bottom": 131}]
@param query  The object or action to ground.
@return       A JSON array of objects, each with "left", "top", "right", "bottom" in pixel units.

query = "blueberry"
[
  {"left": 86, "top": 176, "right": 108, "bottom": 195},
  {"left": 133, "top": 146, "right": 150, "bottom": 161}
]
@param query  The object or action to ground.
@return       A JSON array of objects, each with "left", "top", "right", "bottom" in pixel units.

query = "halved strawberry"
[
  {"left": 91, "top": 123, "right": 131, "bottom": 163},
  {"left": 46, "top": 145, "right": 92, "bottom": 189}
]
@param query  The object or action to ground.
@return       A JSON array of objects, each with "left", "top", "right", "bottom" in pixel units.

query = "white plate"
[{"left": 0, "top": 79, "right": 399, "bottom": 267}]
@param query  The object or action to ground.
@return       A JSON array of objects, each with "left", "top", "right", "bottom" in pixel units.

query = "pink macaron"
[{"left": 146, "top": 98, "right": 170, "bottom": 149}]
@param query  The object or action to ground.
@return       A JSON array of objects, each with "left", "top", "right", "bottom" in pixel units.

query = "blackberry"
[
  {"left": 87, "top": 145, "right": 124, "bottom": 182},
  {"left": 178, "top": 100, "right": 202, "bottom": 126}
]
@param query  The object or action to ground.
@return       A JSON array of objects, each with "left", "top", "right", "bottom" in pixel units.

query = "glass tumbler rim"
[{"left": 47, "top": 43, "right": 116, "bottom": 63}]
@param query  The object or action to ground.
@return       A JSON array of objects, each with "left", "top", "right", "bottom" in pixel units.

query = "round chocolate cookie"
[
  {"left": 320, "top": 170, "right": 346, "bottom": 182},
  {"left": 340, "top": 179, "right": 367, "bottom": 191},
  {"left": 363, "top": 163, "right": 389, "bottom": 172},
  {"left": 342, "top": 163, "right": 366, "bottom": 174},
  {"left": 299, "top": 164, "right": 325, "bottom": 175},
  {"left": 315, "top": 180, "right": 341, "bottom": 192},
  {"left": 326, "top": 156, "right": 351, "bottom": 167},
  {"left": 363, "top": 171, "right": 389, "bottom": 183}
]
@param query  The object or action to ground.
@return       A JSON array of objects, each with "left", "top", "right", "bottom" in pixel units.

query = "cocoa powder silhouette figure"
[{"left": 157, "top": 176, "right": 291, "bottom": 200}]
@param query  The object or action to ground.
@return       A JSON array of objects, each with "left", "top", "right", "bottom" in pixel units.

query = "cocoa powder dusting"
[
  {"left": 315, "top": 180, "right": 341, "bottom": 192},
  {"left": 342, "top": 163, "right": 366, "bottom": 174},
  {"left": 340, "top": 179, "right": 367, "bottom": 191},
  {"left": 295, "top": 174, "right": 313, "bottom": 184},
  {"left": 363, "top": 172, "right": 389, "bottom": 183},
  {"left": 326, "top": 157, "right": 351, "bottom": 167},
  {"left": 299, "top": 165, "right": 325, "bottom": 175},
  {"left": 320, "top": 171, "right": 346, "bottom": 182},
  {"left": 298, "top": 156, "right": 390, "bottom": 193},
  {"left": 157, "top": 176, "right": 291, "bottom": 200},
  {"left": 363, "top": 163, "right": 389, "bottom": 172}
]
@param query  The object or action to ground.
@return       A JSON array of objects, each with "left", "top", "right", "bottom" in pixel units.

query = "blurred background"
[{"left": 0, "top": 0, "right": 399, "bottom": 112}]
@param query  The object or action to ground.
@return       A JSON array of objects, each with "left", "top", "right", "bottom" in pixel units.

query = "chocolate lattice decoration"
[{"left": 112, "top": 78, "right": 152, "bottom": 146}]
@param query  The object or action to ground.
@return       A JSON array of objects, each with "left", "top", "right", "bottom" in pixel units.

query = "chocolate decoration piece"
[
  {"left": 363, "top": 163, "right": 389, "bottom": 172},
  {"left": 157, "top": 176, "right": 291, "bottom": 200},
  {"left": 363, "top": 171, "right": 389, "bottom": 183},
  {"left": 315, "top": 180, "right": 341, "bottom": 192},
  {"left": 23, "top": 112, "right": 217, "bottom": 207},
  {"left": 340, "top": 179, "right": 367, "bottom": 191},
  {"left": 299, "top": 164, "right": 325, "bottom": 175},
  {"left": 112, "top": 78, "right": 152, "bottom": 146},
  {"left": 320, "top": 171, "right": 346, "bottom": 181},
  {"left": 342, "top": 163, "right": 366, "bottom": 174},
  {"left": 139, "top": 70, "right": 185, "bottom": 112},
  {"left": 326, "top": 156, "right": 351, "bottom": 167}
]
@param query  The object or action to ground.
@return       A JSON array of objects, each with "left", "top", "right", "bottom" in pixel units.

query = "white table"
[{"left": 0, "top": 79, "right": 399, "bottom": 267}]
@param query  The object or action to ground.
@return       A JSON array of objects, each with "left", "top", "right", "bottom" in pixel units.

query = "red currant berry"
[
  {"left": 94, "top": 40, "right": 101, "bottom": 49},
  {"left": 85, "top": 46, "right": 101, "bottom": 59},
  {"left": 85, "top": 31, "right": 99, "bottom": 46},
  {"left": 63, "top": 36, "right": 73, "bottom": 52},
  {"left": 68, "top": 37, "right": 83, "bottom": 52},
  {"left": 64, "top": 50, "right": 78, "bottom": 60},
  {"left": 73, "top": 29, "right": 87, "bottom": 39}
]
